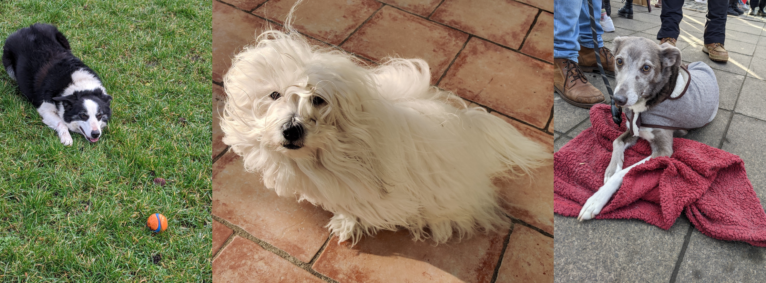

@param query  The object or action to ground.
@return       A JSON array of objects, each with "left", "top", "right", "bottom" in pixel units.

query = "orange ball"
[{"left": 147, "top": 213, "right": 168, "bottom": 233}]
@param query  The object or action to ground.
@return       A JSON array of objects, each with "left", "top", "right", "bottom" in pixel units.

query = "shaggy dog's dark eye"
[
  {"left": 80, "top": 113, "right": 88, "bottom": 119},
  {"left": 269, "top": 91, "right": 281, "bottom": 100},
  {"left": 642, "top": 65, "right": 651, "bottom": 72},
  {"left": 96, "top": 114, "right": 103, "bottom": 120},
  {"left": 312, "top": 96, "right": 326, "bottom": 106},
  {"left": 616, "top": 58, "right": 623, "bottom": 66}
]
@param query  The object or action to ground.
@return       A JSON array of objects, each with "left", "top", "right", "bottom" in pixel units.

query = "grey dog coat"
[{"left": 625, "top": 61, "right": 719, "bottom": 132}]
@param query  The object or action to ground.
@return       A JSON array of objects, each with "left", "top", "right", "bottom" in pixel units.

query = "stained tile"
[
  {"left": 495, "top": 225, "right": 554, "bottom": 283},
  {"left": 495, "top": 161, "right": 554, "bottom": 234},
  {"left": 212, "top": 0, "right": 272, "bottom": 82},
  {"left": 212, "top": 220, "right": 234, "bottom": 256},
  {"left": 213, "top": 84, "right": 227, "bottom": 159},
  {"left": 492, "top": 112, "right": 553, "bottom": 152},
  {"left": 515, "top": 0, "right": 553, "bottom": 12},
  {"left": 341, "top": 6, "right": 469, "bottom": 84},
  {"left": 439, "top": 38, "right": 553, "bottom": 128},
  {"left": 379, "top": 0, "right": 443, "bottom": 17},
  {"left": 521, "top": 11, "right": 553, "bottom": 62},
  {"left": 212, "top": 151, "right": 333, "bottom": 262},
  {"left": 254, "top": 0, "right": 382, "bottom": 45},
  {"left": 213, "top": 236, "right": 324, "bottom": 282},
  {"left": 220, "top": 0, "right": 268, "bottom": 11},
  {"left": 313, "top": 230, "right": 508, "bottom": 283},
  {"left": 430, "top": 0, "right": 537, "bottom": 49}
]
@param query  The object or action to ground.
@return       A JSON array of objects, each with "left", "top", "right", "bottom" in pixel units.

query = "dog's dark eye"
[
  {"left": 616, "top": 58, "right": 623, "bottom": 66},
  {"left": 312, "top": 96, "right": 326, "bottom": 106},
  {"left": 79, "top": 113, "right": 88, "bottom": 119},
  {"left": 642, "top": 65, "right": 651, "bottom": 72},
  {"left": 269, "top": 91, "right": 281, "bottom": 100},
  {"left": 96, "top": 114, "right": 103, "bottom": 120}
]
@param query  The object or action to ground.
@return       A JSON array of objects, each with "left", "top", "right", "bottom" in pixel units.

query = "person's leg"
[
  {"left": 554, "top": 0, "right": 604, "bottom": 108},
  {"left": 554, "top": 0, "right": 582, "bottom": 62},
  {"left": 618, "top": 0, "right": 634, "bottom": 19},
  {"left": 750, "top": 0, "right": 759, "bottom": 14},
  {"left": 703, "top": 0, "right": 729, "bottom": 62},
  {"left": 705, "top": 0, "right": 728, "bottom": 44},
  {"left": 658, "top": 0, "right": 684, "bottom": 41},
  {"left": 578, "top": 0, "right": 603, "bottom": 49}
]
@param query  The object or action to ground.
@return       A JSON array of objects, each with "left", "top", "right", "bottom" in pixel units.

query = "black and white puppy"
[{"left": 3, "top": 23, "right": 111, "bottom": 145}]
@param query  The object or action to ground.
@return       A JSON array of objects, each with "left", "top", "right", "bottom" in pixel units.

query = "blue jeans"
[{"left": 554, "top": 0, "right": 604, "bottom": 62}]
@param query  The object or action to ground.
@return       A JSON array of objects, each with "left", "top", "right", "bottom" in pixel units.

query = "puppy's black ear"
[
  {"left": 659, "top": 44, "right": 682, "bottom": 69},
  {"left": 103, "top": 94, "right": 113, "bottom": 103},
  {"left": 54, "top": 29, "right": 71, "bottom": 50}
]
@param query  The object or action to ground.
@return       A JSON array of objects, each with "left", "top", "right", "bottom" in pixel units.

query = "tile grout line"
[
  {"left": 426, "top": 0, "right": 447, "bottom": 18},
  {"left": 381, "top": 3, "right": 554, "bottom": 65},
  {"left": 544, "top": 104, "right": 554, "bottom": 134},
  {"left": 212, "top": 146, "right": 230, "bottom": 164},
  {"left": 247, "top": 0, "right": 269, "bottom": 12},
  {"left": 337, "top": 3, "right": 385, "bottom": 47},
  {"left": 668, "top": 224, "right": 695, "bottom": 283},
  {"left": 716, "top": 65, "right": 749, "bottom": 149},
  {"left": 308, "top": 235, "right": 332, "bottom": 265},
  {"left": 212, "top": 228, "right": 237, "bottom": 261},
  {"left": 517, "top": 9, "right": 543, "bottom": 51},
  {"left": 436, "top": 35, "right": 472, "bottom": 86},
  {"left": 489, "top": 222, "right": 515, "bottom": 283},
  {"left": 506, "top": 213, "right": 553, "bottom": 238},
  {"left": 211, "top": 214, "right": 339, "bottom": 283}
]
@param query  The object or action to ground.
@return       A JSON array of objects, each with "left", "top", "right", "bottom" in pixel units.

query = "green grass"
[{"left": 0, "top": 0, "right": 211, "bottom": 281}]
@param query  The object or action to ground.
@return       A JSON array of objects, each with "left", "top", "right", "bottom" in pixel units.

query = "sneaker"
[
  {"left": 660, "top": 37, "right": 677, "bottom": 47},
  {"left": 703, "top": 43, "right": 729, "bottom": 62},
  {"left": 554, "top": 58, "right": 605, "bottom": 109}
]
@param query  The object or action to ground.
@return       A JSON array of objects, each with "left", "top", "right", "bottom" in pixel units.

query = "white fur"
[
  {"left": 5, "top": 66, "right": 15, "bottom": 81},
  {"left": 62, "top": 69, "right": 106, "bottom": 97},
  {"left": 37, "top": 102, "right": 73, "bottom": 145},
  {"left": 578, "top": 156, "right": 651, "bottom": 221},
  {"left": 219, "top": 29, "right": 551, "bottom": 245}
]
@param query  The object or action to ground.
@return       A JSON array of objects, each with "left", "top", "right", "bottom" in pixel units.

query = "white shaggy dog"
[{"left": 220, "top": 26, "right": 550, "bottom": 244}]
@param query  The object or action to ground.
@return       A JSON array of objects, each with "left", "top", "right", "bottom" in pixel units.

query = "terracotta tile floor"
[{"left": 212, "top": 0, "right": 553, "bottom": 282}]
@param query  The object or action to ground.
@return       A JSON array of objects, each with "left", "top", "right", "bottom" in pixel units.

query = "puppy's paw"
[
  {"left": 59, "top": 131, "right": 73, "bottom": 146},
  {"left": 327, "top": 214, "right": 360, "bottom": 244},
  {"left": 578, "top": 191, "right": 611, "bottom": 221}
]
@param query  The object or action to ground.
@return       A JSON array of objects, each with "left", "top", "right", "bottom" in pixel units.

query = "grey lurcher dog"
[{"left": 578, "top": 36, "right": 720, "bottom": 221}]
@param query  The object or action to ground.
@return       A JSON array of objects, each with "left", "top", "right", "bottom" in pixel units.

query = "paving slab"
[
  {"left": 554, "top": 136, "right": 572, "bottom": 152},
  {"left": 496, "top": 162, "right": 554, "bottom": 235},
  {"left": 746, "top": 56, "right": 766, "bottom": 80},
  {"left": 711, "top": 68, "right": 746, "bottom": 111},
  {"left": 439, "top": 38, "right": 553, "bottom": 128},
  {"left": 213, "top": 236, "right": 325, "bottom": 282},
  {"left": 430, "top": 0, "right": 538, "bottom": 50},
  {"left": 681, "top": 46, "right": 753, "bottom": 76},
  {"left": 553, "top": 93, "right": 590, "bottom": 135},
  {"left": 495, "top": 225, "right": 554, "bottom": 283},
  {"left": 212, "top": 220, "right": 234, "bottom": 256},
  {"left": 313, "top": 231, "right": 508, "bottom": 283},
  {"left": 683, "top": 109, "right": 731, "bottom": 148},
  {"left": 377, "top": 0, "right": 442, "bottom": 17},
  {"left": 554, "top": 215, "right": 692, "bottom": 283},
  {"left": 676, "top": 230, "right": 766, "bottom": 282},
  {"left": 721, "top": 114, "right": 766, "bottom": 208},
  {"left": 733, "top": 77, "right": 766, "bottom": 121},
  {"left": 520, "top": 11, "right": 554, "bottom": 63}
]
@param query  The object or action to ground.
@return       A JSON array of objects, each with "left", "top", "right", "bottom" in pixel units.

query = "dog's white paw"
[
  {"left": 578, "top": 190, "right": 611, "bottom": 221},
  {"left": 59, "top": 131, "right": 73, "bottom": 146},
  {"left": 327, "top": 214, "right": 360, "bottom": 244}
]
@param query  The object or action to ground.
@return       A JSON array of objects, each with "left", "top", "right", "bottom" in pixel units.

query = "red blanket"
[{"left": 554, "top": 105, "right": 766, "bottom": 247}]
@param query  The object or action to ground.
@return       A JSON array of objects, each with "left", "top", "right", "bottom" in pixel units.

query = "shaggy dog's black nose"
[
  {"left": 613, "top": 95, "right": 627, "bottom": 106},
  {"left": 92, "top": 131, "right": 100, "bottom": 138},
  {"left": 282, "top": 122, "right": 304, "bottom": 142}
]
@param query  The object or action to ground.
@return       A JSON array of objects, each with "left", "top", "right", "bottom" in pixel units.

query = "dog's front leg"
[
  {"left": 579, "top": 156, "right": 652, "bottom": 221},
  {"left": 37, "top": 102, "right": 72, "bottom": 146},
  {"left": 604, "top": 130, "right": 638, "bottom": 184},
  {"left": 327, "top": 213, "right": 362, "bottom": 244}
]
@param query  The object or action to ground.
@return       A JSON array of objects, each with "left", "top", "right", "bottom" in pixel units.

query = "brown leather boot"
[
  {"left": 703, "top": 43, "right": 728, "bottom": 62},
  {"left": 660, "top": 37, "right": 677, "bottom": 47},
  {"left": 554, "top": 58, "right": 605, "bottom": 109},
  {"left": 577, "top": 47, "right": 615, "bottom": 77}
]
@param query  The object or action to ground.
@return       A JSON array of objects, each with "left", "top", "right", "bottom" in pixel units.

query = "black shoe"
[
  {"left": 750, "top": 7, "right": 757, "bottom": 15},
  {"left": 759, "top": 9, "right": 766, "bottom": 16},
  {"left": 728, "top": 6, "right": 740, "bottom": 15},
  {"left": 618, "top": 4, "right": 633, "bottom": 19}
]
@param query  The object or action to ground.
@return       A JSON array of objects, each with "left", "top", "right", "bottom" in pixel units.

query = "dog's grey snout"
[
  {"left": 91, "top": 131, "right": 100, "bottom": 138},
  {"left": 282, "top": 121, "right": 304, "bottom": 142},
  {"left": 613, "top": 95, "right": 627, "bottom": 106}
]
